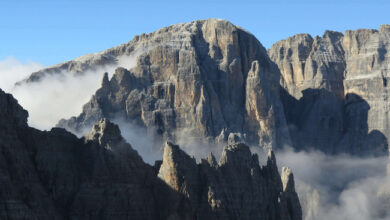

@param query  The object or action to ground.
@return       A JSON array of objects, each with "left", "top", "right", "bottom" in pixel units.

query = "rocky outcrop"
[
  {"left": 20, "top": 19, "right": 386, "bottom": 157},
  {"left": 158, "top": 142, "right": 302, "bottom": 220},
  {"left": 268, "top": 31, "right": 345, "bottom": 99},
  {"left": 0, "top": 89, "right": 301, "bottom": 219},
  {"left": 57, "top": 19, "right": 290, "bottom": 148},
  {"left": 270, "top": 25, "right": 390, "bottom": 156},
  {"left": 0, "top": 88, "right": 190, "bottom": 219},
  {"left": 342, "top": 26, "right": 390, "bottom": 149}
]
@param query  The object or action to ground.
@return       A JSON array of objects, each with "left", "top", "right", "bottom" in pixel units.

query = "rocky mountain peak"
[
  {"left": 0, "top": 89, "right": 28, "bottom": 128},
  {"left": 57, "top": 18, "right": 289, "bottom": 149},
  {"left": 205, "top": 152, "right": 218, "bottom": 167},
  {"left": 84, "top": 118, "right": 124, "bottom": 150},
  {"left": 271, "top": 24, "right": 390, "bottom": 156},
  {"left": 280, "top": 166, "right": 302, "bottom": 220},
  {"left": 322, "top": 30, "right": 344, "bottom": 40},
  {"left": 219, "top": 143, "right": 254, "bottom": 166},
  {"left": 379, "top": 24, "right": 390, "bottom": 32},
  {"left": 158, "top": 142, "right": 199, "bottom": 204},
  {"left": 156, "top": 141, "right": 302, "bottom": 220},
  {"left": 267, "top": 149, "right": 277, "bottom": 166},
  {"left": 281, "top": 166, "right": 295, "bottom": 192},
  {"left": 101, "top": 72, "right": 109, "bottom": 88}
]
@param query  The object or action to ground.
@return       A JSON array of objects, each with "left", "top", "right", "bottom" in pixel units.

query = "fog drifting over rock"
[
  {"left": 2, "top": 54, "right": 390, "bottom": 219},
  {"left": 0, "top": 56, "right": 139, "bottom": 130},
  {"left": 276, "top": 147, "right": 390, "bottom": 220}
]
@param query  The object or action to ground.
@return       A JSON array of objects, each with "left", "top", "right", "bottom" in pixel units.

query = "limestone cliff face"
[
  {"left": 269, "top": 31, "right": 345, "bottom": 99},
  {"left": 0, "top": 88, "right": 301, "bottom": 220},
  {"left": 342, "top": 25, "right": 390, "bottom": 147},
  {"left": 270, "top": 25, "right": 390, "bottom": 155},
  {"left": 158, "top": 142, "right": 302, "bottom": 220},
  {"left": 57, "top": 19, "right": 289, "bottom": 148}
]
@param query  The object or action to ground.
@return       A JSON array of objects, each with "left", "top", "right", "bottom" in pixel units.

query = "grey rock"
[
  {"left": 280, "top": 167, "right": 302, "bottom": 220},
  {"left": 269, "top": 31, "right": 345, "bottom": 100},
  {"left": 271, "top": 25, "right": 390, "bottom": 156},
  {"left": 0, "top": 88, "right": 301, "bottom": 219},
  {"left": 57, "top": 19, "right": 290, "bottom": 149},
  {"left": 0, "top": 88, "right": 191, "bottom": 220},
  {"left": 158, "top": 142, "right": 302, "bottom": 220},
  {"left": 22, "top": 20, "right": 390, "bottom": 157}
]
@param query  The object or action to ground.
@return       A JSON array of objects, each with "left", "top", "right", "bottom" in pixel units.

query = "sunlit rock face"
[
  {"left": 22, "top": 19, "right": 389, "bottom": 157},
  {"left": 270, "top": 25, "right": 390, "bottom": 156},
  {"left": 342, "top": 25, "right": 390, "bottom": 148},
  {"left": 268, "top": 31, "right": 345, "bottom": 100},
  {"left": 56, "top": 19, "right": 290, "bottom": 149}
]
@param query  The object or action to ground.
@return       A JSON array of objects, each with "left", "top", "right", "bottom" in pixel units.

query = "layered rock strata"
[
  {"left": 57, "top": 19, "right": 290, "bottom": 148},
  {"left": 270, "top": 25, "right": 390, "bottom": 155}
]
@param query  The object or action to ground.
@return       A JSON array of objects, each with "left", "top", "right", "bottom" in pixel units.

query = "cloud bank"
[
  {"left": 276, "top": 147, "right": 390, "bottom": 220},
  {"left": 0, "top": 55, "right": 139, "bottom": 130},
  {"left": 0, "top": 57, "right": 43, "bottom": 92}
]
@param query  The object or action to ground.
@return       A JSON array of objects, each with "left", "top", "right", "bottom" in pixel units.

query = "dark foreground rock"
[{"left": 0, "top": 89, "right": 301, "bottom": 220}]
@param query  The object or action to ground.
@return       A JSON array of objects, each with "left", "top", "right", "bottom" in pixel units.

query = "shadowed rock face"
[
  {"left": 158, "top": 142, "right": 302, "bottom": 220},
  {"left": 280, "top": 88, "right": 388, "bottom": 156},
  {"left": 0, "top": 89, "right": 190, "bottom": 220},
  {"left": 57, "top": 19, "right": 290, "bottom": 149},
  {"left": 0, "top": 89, "right": 301, "bottom": 220},
  {"left": 270, "top": 25, "right": 390, "bottom": 156}
]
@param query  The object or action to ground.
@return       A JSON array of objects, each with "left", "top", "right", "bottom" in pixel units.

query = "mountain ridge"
[
  {"left": 47, "top": 19, "right": 389, "bottom": 157},
  {"left": 0, "top": 88, "right": 301, "bottom": 220}
]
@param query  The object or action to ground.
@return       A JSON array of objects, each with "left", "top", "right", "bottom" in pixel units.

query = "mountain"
[
  {"left": 269, "top": 25, "right": 390, "bottom": 155},
  {"left": 0, "top": 88, "right": 301, "bottom": 219},
  {"left": 54, "top": 19, "right": 291, "bottom": 149},
  {"left": 40, "top": 19, "right": 386, "bottom": 156}
]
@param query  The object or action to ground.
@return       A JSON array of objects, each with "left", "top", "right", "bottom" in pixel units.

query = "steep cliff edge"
[
  {"left": 0, "top": 88, "right": 301, "bottom": 219},
  {"left": 57, "top": 19, "right": 290, "bottom": 148},
  {"left": 270, "top": 25, "right": 390, "bottom": 156},
  {"left": 21, "top": 20, "right": 390, "bottom": 157}
]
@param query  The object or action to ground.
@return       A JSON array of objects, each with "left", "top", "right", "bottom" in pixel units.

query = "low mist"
[
  {"left": 2, "top": 56, "right": 390, "bottom": 220},
  {"left": 95, "top": 115, "right": 390, "bottom": 220},
  {"left": 276, "top": 147, "right": 390, "bottom": 220},
  {"left": 0, "top": 55, "right": 140, "bottom": 130},
  {"left": 0, "top": 57, "right": 43, "bottom": 92}
]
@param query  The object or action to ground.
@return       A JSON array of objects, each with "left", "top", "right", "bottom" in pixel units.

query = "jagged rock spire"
[
  {"left": 85, "top": 118, "right": 123, "bottom": 149},
  {"left": 0, "top": 88, "right": 28, "bottom": 128},
  {"left": 101, "top": 72, "right": 109, "bottom": 87},
  {"left": 281, "top": 166, "right": 296, "bottom": 192},
  {"left": 158, "top": 142, "right": 302, "bottom": 219}
]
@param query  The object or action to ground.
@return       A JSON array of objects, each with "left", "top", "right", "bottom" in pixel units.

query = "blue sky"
[{"left": 1, "top": 0, "right": 389, "bottom": 66}]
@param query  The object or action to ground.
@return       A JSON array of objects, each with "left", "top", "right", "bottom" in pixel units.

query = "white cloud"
[
  {"left": 0, "top": 55, "right": 140, "bottom": 130},
  {"left": 275, "top": 147, "right": 390, "bottom": 220},
  {"left": 12, "top": 71, "right": 104, "bottom": 130},
  {"left": 0, "top": 57, "right": 43, "bottom": 92}
]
